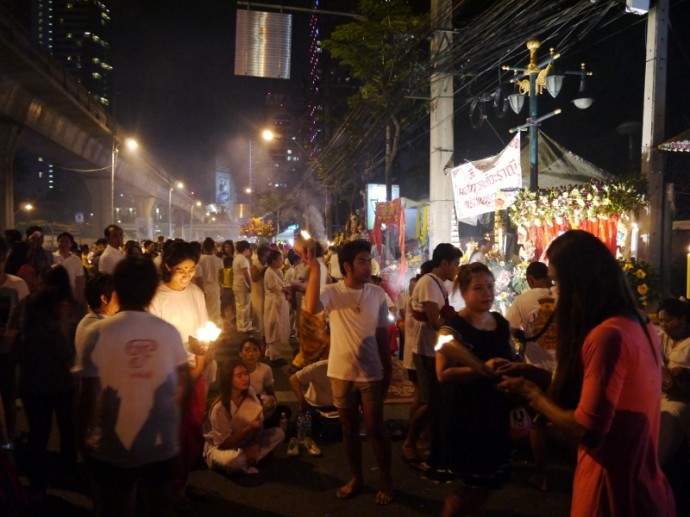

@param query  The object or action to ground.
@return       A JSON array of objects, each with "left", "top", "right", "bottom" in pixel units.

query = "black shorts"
[{"left": 412, "top": 353, "right": 440, "bottom": 405}]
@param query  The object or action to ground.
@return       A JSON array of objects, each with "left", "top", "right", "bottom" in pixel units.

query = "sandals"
[
  {"left": 303, "top": 437, "right": 322, "bottom": 457},
  {"left": 287, "top": 437, "right": 300, "bottom": 457}
]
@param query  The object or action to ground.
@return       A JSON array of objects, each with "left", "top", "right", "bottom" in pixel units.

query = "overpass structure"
[{"left": 0, "top": 9, "right": 196, "bottom": 239}]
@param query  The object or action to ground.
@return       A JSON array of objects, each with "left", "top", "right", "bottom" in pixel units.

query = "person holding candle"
[
  {"left": 148, "top": 241, "right": 215, "bottom": 504},
  {"left": 498, "top": 230, "right": 675, "bottom": 517},
  {"left": 434, "top": 262, "right": 516, "bottom": 515}
]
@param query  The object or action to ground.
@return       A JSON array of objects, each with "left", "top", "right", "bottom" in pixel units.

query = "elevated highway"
[{"left": 0, "top": 9, "right": 195, "bottom": 238}]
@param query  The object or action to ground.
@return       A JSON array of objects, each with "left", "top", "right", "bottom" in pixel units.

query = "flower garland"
[
  {"left": 240, "top": 217, "right": 275, "bottom": 238},
  {"left": 619, "top": 257, "right": 657, "bottom": 307},
  {"left": 508, "top": 179, "right": 646, "bottom": 229}
]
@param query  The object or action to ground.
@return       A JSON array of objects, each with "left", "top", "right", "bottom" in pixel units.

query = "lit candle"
[
  {"left": 630, "top": 223, "right": 639, "bottom": 259},
  {"left": 687, "top": 247, "right": 690, "bottom": 299}
]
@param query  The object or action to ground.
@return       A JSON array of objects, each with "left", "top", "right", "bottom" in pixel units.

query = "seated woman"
[
  {"left": 239, "top": 338, "right": 291, "bottom": 427},
  {"left": 657, "top": 297, "right": 690, "bottom": 468},
  {"left": 203, "top": 359, "right": 284, "bottom": 474}
]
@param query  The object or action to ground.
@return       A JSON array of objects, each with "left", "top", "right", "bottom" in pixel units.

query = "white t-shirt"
[
  {"left": 248, "top": 362, "right": 274, "bottom": 397},
  {"left": 148, "top": 283, "right": 208, "bottom": 358},
  {"left": 53, "top": 252, "right": 84, "bottom": 297},
  {"left": 296, "top": 359, "right": 333, "bottom": 408},
  {"left": 408, "top": 273, "right": 447, "bottom": 357},
  {"left": 74, "top": 311, "right": 106, "bottom": 373},
  {"left": 199, "top": 254, "right": 223, "bottom": 288},
  {"left": 320, "top": 282, "right": 390, "bottom": 382},
  {"left": 505, "top": 287, "right": 553, "bottom": 330},
  {"left": 79, "top": 310, "right": 188, "bottom": 467},
  {"left": 661, "top": 333, "right": 690, "bottom": 393},
  {"left": 97, "top": 245, "right": 125, "bottom": 274},
  {"left": 232, "top": 254, "right": 250, "bottom": 291},
  {"left": 506, "top": 287, "right": 557, "bottom": 371}
]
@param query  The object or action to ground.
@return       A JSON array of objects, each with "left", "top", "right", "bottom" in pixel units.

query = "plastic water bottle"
[
  {"left": 296, "top": 412, "right": 305, "bottom": 443},
  {"left": 303, "top": 411, "right": 312, "bottom": 440},
  {"left": 279, "top": 412, "right": 288, "bottom": 434}
]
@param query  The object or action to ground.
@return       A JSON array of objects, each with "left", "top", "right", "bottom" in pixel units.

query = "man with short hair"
[
  {"left": 25, "top": 225, "right": 53, "bottom": 278},
  {"left": 304, "top": 239, "right": 393, "bottom": 505},
  {"left": 505, "top": 261, "right": 556, "bottom": 370},
  {"left": 403, "top": 243, "right": 462, "bottom": 467},
  {"left": 54, "top": 231, "right": 85, "bottom": 305},
  {"left": 97, "top": 225, "right": 125, "bottom": 274},
  {"left": 77, "top": 256, "right": 189, "bottom": 515},
  {"left": 505, "top": 260, "right": 556, "bottom": 491}
]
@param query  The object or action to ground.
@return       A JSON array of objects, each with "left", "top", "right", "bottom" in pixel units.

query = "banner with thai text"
[{"left": 450, "top": 134, "right": 522, "bottom": 218}]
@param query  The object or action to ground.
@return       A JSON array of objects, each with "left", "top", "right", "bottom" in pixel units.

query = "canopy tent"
[
  {"left": 658, "top": 128, "right": 690, "bottom": 152},
  {"left": 521, "top": 131, "right": 615, "bottom": 188}
]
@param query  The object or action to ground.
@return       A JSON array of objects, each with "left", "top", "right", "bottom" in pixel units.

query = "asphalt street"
[{"left": 12, "top": 328, "right": 690, "bottom": 516}]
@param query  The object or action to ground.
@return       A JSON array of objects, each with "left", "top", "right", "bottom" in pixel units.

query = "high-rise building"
[{"left": 31, "top": 0, "right": 113, "bottom": 109}]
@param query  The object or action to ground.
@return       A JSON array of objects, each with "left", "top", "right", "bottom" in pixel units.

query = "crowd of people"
[{"left": 0, "top": 223, "right": 687, "bottom": 516}]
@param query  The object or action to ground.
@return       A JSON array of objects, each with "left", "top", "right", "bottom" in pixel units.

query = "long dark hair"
[
  {"left": 546, "top": 230, "right": 642, "bottom": 408},
  {"left": 215, "top": 358, "right": 248, "bottom": 413}
]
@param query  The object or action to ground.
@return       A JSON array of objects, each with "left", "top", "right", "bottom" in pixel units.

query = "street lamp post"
[
  {"left": 15, "top": 202, "right": 33, "bottom": 216},
  {"left": 111, "top": 138, "right": 138, "bottom": 222},
  {"left": 502, "top": 39, "right": 593, "bottom": 191},
  {"left": 168, "top": 181, "right": 184, "bottom": 238},
  {"left": 190, "top": 200, "right": 201, "bottom": 240}
]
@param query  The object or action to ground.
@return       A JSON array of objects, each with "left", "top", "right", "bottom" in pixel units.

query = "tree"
[{"left": 322, "top": 0, "right": 427, "bottom": 201}]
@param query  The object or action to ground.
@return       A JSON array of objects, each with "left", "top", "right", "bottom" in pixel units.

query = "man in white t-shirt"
[
  {"left": 404, "top": 243, "right": 462, "bottom": 466},
  {"left": 505, "top": 261, "right": 556, "bottom": 371},
  {"left": 54, "top": 231, "right": 85, "bottom": 305},
  {"left": 232, "top": 240, "right": 253, "bottom": 333},
  {"left": 304, "top": 239, "right": 393, "bottom": 505},
  {"left": 289, "top": 359, "right": 334, "bottom": 410},
  {"left": 97, "top": 225, "right": 125, "bottom": 274},
  {"left": 77, "top": 256, "right": 189, "bottom": 515}
]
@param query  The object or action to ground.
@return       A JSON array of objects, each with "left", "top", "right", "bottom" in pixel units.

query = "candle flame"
[
  {"left": 435, "top": 333, "right": 453, "bottom": 351},
  {"left": 196, "top": 321, "right": 221, "bottom": 343}
]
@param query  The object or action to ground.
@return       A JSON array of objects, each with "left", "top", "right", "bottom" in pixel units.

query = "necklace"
[{"left": 349, "top": 285, "right": 366, "bottom": 314}]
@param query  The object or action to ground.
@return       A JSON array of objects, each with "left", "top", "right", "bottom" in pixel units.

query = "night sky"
[
  {"left": 109, "top": 1, "right": 314, "bottom": 199},
  {"left": 107, "top": 1, "right": 690, "bottom": 205}
]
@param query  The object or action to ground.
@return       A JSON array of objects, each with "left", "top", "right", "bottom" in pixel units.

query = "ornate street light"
[{"left": 502, "top": 39, "right": 593, "bottom": 191}]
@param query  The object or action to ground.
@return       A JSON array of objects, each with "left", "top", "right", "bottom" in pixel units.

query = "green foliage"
[{"left": 322, "top": 0, "right": 426, "bottom": 114}]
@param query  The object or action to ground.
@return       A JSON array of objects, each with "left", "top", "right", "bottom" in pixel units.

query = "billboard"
[
  {"left": 215, "top": 171, "right": 232, "bottom": 207},
  {"left": 235, "top": 10, "right": 292, "bottom": 79},
  {"left": 366, "top": 183, "right": 400, "bottom": 230}
]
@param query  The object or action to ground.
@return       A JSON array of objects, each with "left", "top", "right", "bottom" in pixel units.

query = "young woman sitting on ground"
[{"left": 203, "top": 359, "right": 284, "bottom": 474}]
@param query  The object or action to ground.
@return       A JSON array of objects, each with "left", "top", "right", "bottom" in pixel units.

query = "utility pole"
[
  {"left": 638, "top": 0, "right": 668, "bottom": 295},
  {"left": 428, "top": 0, "right": 454, "bottom": 252}
]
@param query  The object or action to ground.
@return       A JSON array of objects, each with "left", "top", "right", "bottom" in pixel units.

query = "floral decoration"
[
  {"left": 508, "top": 179, "right": 647, "bottom": 229},
  {"left": 484, "top": 253, "right": 530, "bottom": 314},
  {"left": 240, "top": 217, "right": 275, "bottom": 238},
  {"left": 618, "top": 257, "right": 657, "bottom": 307}
]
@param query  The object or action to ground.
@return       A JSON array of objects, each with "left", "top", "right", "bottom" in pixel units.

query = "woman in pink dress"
[{"left": 499, "top": 230, "right": 675, "bottom": 517}]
